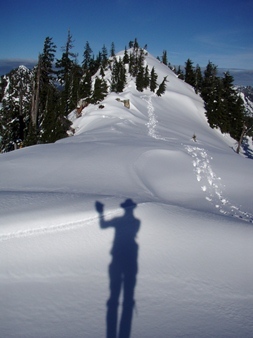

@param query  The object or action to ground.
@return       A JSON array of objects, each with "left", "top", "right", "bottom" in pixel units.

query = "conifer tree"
[
  {"left": 162, "top": 50, "right": 168, "bottom": 65},
  {"left": 101, "top": 44, "right": 108, "bottom": 68},
  {"left": 201, "top": 61, "right": 221, "bottom": 129},
  {"left": 111, "top": 58, "right": 126, "bottom": 93},
  {"left": 220, "top": 72, "right": 244, "bottom": 140},
  {"left": 56, "top": 30, "right": 76, "bottom": 116},
  {"left": 184, "top": 59, "right": 195, "bottom": 87},
  {"left": 91, "top": 77, "right": 108, "bottom": 103},
  {"left": 143, "top": 65, "right": 150, "bottom": 89},
  {"left": 110, "top": 42, "right": 115, "bottom": 57},
  {"left": 195, "top": 64, "right": 203, "bottom": 93},
  {"left": 150, "top": 67, "right": 158, "bottom": 92},
  {"left": 39, "top": 37, "right": 57, "bottom": 131},
  {"left": 82, "top": 41, "right": 93, "bottom": 71},
  {"left": 156, "top": 76, "right": 167, "bottom": 96},
  {"left": 80, "top": 72, "right": 92, "bottom": 99},
  {"left": 123, "top": 47, "right": 129, "bottom": 64},
  {"left": 136, "top": 65, "right": 145, "bottom": 92}
]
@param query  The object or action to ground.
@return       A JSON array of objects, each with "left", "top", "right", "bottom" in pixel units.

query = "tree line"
[
  {"left": 0, "top": 36, "right": 168, "bottom": 151},
  {"left": 0, "top": 34, "right": 252, "bottom": 153}
]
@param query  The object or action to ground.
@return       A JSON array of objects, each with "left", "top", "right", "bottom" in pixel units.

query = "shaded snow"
[{"left": 1, "top": 51, "right": 253, "bottom": 338}]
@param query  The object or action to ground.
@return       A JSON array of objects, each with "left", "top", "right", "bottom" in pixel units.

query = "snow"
[{"left": 1, "top": 51, "right": 253, "bottom": 338}]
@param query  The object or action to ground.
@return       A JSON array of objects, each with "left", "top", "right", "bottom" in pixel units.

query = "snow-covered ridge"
[{"left": 1, "top": 50, "right": 253, "bottom": 338}]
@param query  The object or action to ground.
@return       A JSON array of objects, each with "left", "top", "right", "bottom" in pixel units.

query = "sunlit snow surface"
[{"left": 1, "top": 51, "right": 253, "bottom": 337}]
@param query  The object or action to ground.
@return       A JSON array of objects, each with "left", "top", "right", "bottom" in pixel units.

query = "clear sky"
[{"left": 1, "top": 0, "right": 253, "bottom": 70}]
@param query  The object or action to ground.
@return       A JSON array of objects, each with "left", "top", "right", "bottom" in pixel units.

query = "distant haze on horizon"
[{"left": 1, "top": 58, "right": 252, "bottom": 87}]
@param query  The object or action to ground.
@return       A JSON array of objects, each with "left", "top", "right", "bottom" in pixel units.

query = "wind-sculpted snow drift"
[{"left": 1, "top": 50, "right": 253, "bottom": 338}]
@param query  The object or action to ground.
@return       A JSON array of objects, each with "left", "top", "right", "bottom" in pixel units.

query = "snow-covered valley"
[{"left": 1, "top": 51, "right": 253, "bottom": 338}]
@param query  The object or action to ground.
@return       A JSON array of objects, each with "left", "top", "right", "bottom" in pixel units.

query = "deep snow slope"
[{"left": 1, "top": 50, "right": 253, "bottom": 338}]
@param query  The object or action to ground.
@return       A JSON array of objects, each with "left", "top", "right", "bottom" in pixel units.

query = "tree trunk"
[
  {"left": 31, "top": 58, "right": 41, "bottom": 127},
  {"left": 236, "top": 124, "right": 247, "bottom": 154}
]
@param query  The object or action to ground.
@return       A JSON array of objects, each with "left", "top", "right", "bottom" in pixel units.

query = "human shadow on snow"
[{"left": 95, "top": 199, "right": 141, "bottom": 338}]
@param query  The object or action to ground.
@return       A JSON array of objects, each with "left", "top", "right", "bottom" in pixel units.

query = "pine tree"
[
  {"left": 221, "top": 72, "right": 244, "bottom": 140},
  {"left": 39, "top": 37, "right": 57, "bottom": 128},
  {"left": 111, "top": 58, "right": 126, "bottom": 93},
  {"left": 156, "top": 76, "right": 167, "bottom": 96},
  {"left": 110, "top": 42, "right": 115, "bottom": 57},
  {"left": 56, "top": 30, "right": 76, "bottom": 116},
  {"left": 123, "top": 47, "right": 129, "bottom": 64},
  {"left": 136, "top": 65, "right": 145, "bottom": 92},
  {"left": 162, "top": 50, "right": 168, "bottom": 65},
  {"left": 201, "top": 61, "right": 221, "bottom": 129},
  {"left": 143, "top": 65, "right": 150, "bottom": 89},
  {"left": 195, "top": 64, "right": 203, "bottom": 93},
  {"left": 40, "top": 86, "right": 70, "bottom": 143},
  {"left": 82, "top": 41, "right": 93, "bottom": 71},
  {"left": 91, "top": 77, "right": 108, "bottom": 103},
  {"left": 80, "top": 72, "right": 92, "bottom": 99},
  {"left": 184, "top": 59, "right": 195, "bottom": 87},
  {"left": 150, "top": 67, "right": 158, "bottom": 92},
  {"left": 101, "top": 44, "right": 108, "bottom": 68}
]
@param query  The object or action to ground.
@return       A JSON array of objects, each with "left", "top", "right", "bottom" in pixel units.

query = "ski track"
[
  {"left": 0, "top": 218, "right": 91, "bottom": 243},
  {"left": 0, "top": 208, "right": 126, "bottom": 243},
  {"left": 142, "top": 94, "right": 253, "bottom": 224}
]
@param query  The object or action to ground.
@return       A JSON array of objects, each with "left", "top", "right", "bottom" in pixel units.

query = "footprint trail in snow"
[
  {"left": 142, "top": 94, "right": 253, "bottom": 223},
  {"left": 142, "top": 95, "right": 166, "bottom": 141},
  {"left": 185, "top": 145, "right": 253, "bottom": 223}
]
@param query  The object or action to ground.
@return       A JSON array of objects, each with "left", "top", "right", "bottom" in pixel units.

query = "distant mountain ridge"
[
  {"left": 1, "top": 59, "right": 253, "bottom": 86},
  {"left": 217, "top": 68, "right": 253, "bottom": 86}
]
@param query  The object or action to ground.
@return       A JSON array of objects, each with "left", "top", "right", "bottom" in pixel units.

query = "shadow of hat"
[{"left": 120, "top": 198, "right": 137, "bottom": 209}]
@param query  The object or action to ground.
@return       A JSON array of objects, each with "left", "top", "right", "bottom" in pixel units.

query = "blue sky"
[{"left": 1, "top": 0, "right": 253, "bottom": 70}]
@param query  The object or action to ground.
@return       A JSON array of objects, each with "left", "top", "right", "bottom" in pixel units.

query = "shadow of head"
[{"left": 120, "top": 198, "right": 137, "bottom": 210}]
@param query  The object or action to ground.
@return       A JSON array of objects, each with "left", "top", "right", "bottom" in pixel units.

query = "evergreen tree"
[
  {"left": 201, "top": 61, "right": 220, "bottom": 129},
  {"left": 79, "top": 71, "right": 92, "bottom": 99},
  {"left": 111, "top": 58, "right": 126, "bottom": 93},
  {"left": 162, "top": 50, "right": 168, "bottom": 65},
  {"left": 220, "top": 72, "right": 244, "bottom": 140},
  {"left": 69, "top": 61, "right": 83, "bottom": 109},
  {"left": 91, "top": 77, "right": 108, "bottom": 103},
  {"left": 110, "top": 42, "right": 115, "bottom": 57},
  {"left": 101, "top": 44, "right": 108, "bottom": 68},
  {"left": 39, "top": 37, "right": 57, "bottom": 128},
  {"left": 156, "top": 76, "right": 167, "bottom": 96},
  {"left": 129, "top": 40, "right": 134, "bottom": 49},
  {"left": 123, "top": 47, "right": 129, "bottom": 64},
  {"left": 40, "top": 86, "right": 70, "bottom": 143},
  {"left": 143, "top": 65, "right": 150, "bottom": 89},
  {"left": 56, "top": 30, "right": 76, "bottom": 116},
  {"left": 136, "top": 65, "right": 145, "bottom": 92},
  {"left": 184, "top": 59, "right": 195, "bottom": 87},
  {"left": 195, "top": 64, "right": 203, "bottom": 93},
  {"left": 133, "top": 38, "right": 139, "bottom": 50},
  {"left": 150, "top": 67, "right": 158, "bottom": 92},
  {"left": 82, "top": 41, "right": 93, "bottom": 70}
]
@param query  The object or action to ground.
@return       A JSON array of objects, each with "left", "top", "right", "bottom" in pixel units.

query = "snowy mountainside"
[
  {"left": 1, "top": 50, "right": 253, "bottom": 338},
  {"left": 237, "top": 85, "right": 253, "bottom": 117}
]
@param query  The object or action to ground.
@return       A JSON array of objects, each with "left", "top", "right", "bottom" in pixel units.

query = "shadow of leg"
[
  {"left": 118, "top": 299, "right": 135, "bottom": 338},
  {"left": 118, "top": 259, "right": 137, "bottom": 338},
  {"left": 107, "top": 260, "right": 122, "bottom": 338}
]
